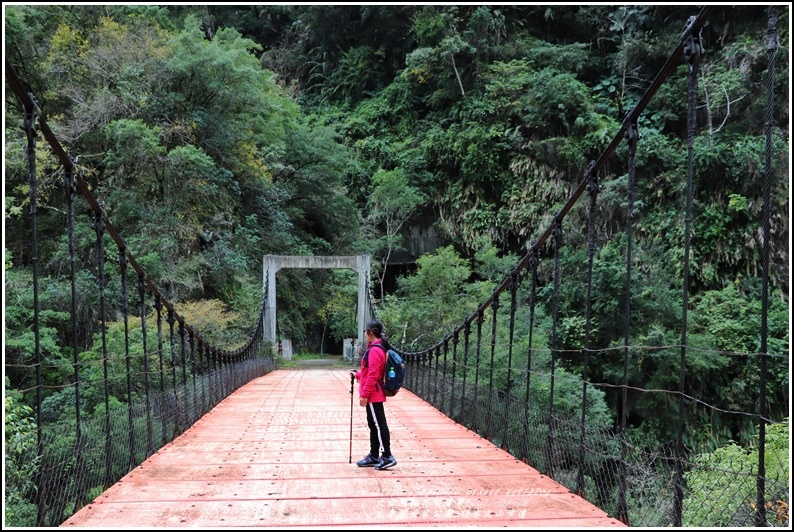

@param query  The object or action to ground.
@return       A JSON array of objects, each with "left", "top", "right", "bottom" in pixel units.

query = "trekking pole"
[{"left": 349, "top": 371, "right": 355, "bottom": 464}]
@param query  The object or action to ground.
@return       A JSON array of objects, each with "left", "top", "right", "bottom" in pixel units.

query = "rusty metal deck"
[{"left": 61, "top": 368, "right": 625, "bottom": 528}]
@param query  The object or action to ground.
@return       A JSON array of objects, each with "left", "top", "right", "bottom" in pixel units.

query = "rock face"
[{"left": 389, "top": 218, "right": 449, "bottom": 265}]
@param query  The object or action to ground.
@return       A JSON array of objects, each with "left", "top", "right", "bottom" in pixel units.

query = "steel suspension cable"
[
  {"left": 547, "top": 218, "right": 564, "bottom": 479},
  {"left": 433, "top": 344, "right": 441, "bottom": 408},
  {"left": 22, "top": 93, "right": 45, "bottom": 526},
  {"left": 674, "top": 14, "right": 703, "bottom": 526},
  {"left": 441, "top": 340, "right": 449, "bottom": 415},
  {"left": 460, "top": 322, "right": 471, "bottom": 424},
  {"left": 617, "top": 113, "right": 639, "bottom": 527},
  {"left": 155, "top": 295, "right": 167, "bottom": 446},
  {"left": 450, "top": 333, "right": 459, "bottom": 420},
  {"left": 167, "top": 308, "right": 179, "bottom": 436},
  {"left": 503, "top": 271, "right": 518, "bottom": 450},
  {"left": 65, "top": 163, "right": 88, "bottom": 512},
  {"left": 179, "top": 320, "right": 188, "bottom": 428},
  {"left": 189, "top": 330, "right": 198, "bottom": 426},
  {"left": 486, "top": 296, "right": 500, "bottom": 441},
  {"left": 522, "top": 252, "right": 539, "bottom": 463},
  {"left": 92, "top": 207, "right": 114, "bottom": 490},
  {"left": 756, "top": 5, "right": 779, "bottom": 527},
  {"left": 119, "top": 241, "right": 135, "bottom": 471},
  {"left": 577, "top": 162, "right": 600, "bottom": 497},
  {"left": 138, "top": 273, "right": 154, "bottom": 457},
  {"left": 472, "top": 311, "right": 484, "bottom": 435}
]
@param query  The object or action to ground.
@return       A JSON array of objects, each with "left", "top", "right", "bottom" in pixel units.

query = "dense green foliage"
[
  {"left": 3, "top": 5, "right": 789, "bottom": 526},
  {"left": 4, "top": 378, "right": 39, "bottom": 527}
]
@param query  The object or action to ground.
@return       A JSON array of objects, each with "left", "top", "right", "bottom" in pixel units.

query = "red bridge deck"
[{"left": 62, "top": 368, "right": 625, "bottom": 528}]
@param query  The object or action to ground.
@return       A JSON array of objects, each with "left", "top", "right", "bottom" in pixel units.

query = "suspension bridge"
[
  {"left": 60, "top": 368, "right": 623, "bottom": 528},
  {"left": 4, "top": 6, "right": 788, "bottom": 528}
]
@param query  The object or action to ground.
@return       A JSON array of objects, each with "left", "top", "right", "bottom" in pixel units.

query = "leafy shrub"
[{"left": 4, "top": 378, "right": 40, "bottom": 527}]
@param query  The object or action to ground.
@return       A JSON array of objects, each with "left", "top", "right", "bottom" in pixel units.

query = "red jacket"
[{"left": 355, "top": 339, "right": 387, "bottom": 403}]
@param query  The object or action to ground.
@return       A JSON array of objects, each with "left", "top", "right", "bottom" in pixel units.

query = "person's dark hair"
[
  {"left": 380, "top": 334, "right": 394, "bottom": 352},
  {"left": 366, "top": 319, "right": 395, "bottom": 351},
  {"left": 366, "top": 319, "right": 383, "bottom": 338}
]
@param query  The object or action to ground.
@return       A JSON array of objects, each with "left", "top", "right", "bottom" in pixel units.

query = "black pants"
[{"left": 366, "top": 401, "right": 391, "bottom": 458}]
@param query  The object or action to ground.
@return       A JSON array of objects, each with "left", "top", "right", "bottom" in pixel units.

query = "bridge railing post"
[
  {"left": 522, "top": 251, "right": 540, "bottom": 464},
  {"left": 449, "top": 333, "right": 459, "bottom": 420},
  {"left": 546, "top": 217, "right": 564, "bottom": 479},
  {"left": 138, "top": 273, "right": 155, "bottom": 458},
  {"left": 673, "top": 14, "right": 704, "bottom": 526},
  {"left": 503, "top": 271, "right": 519, "bottom": 452},
  {"left": 118, "top": 242, "right": 136, "bottom": 473},
  {"left": 155, "top": 295, "right": 167, "bottom": 447},
  {"left": 459, "top": 323, "right": 471, "bottom": 425},
  {"left": 471, "top": 311, "right": 484, "bottom": 435},
  {"left": 577, "top": 162, "right": 601, "bottom": 497}
]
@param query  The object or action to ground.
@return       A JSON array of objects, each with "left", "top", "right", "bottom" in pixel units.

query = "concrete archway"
[{"left": 263, "top": 254, "right": 371, "bottom": 351}]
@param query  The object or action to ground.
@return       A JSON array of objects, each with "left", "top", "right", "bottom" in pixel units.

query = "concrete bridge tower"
[{"left": 263, "top": 254, "right": 371, "bottom": 353}]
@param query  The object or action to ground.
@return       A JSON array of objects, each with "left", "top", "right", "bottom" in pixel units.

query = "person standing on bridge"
[{"left": 351, "top": 319, "right": 397, "bottom": 470}]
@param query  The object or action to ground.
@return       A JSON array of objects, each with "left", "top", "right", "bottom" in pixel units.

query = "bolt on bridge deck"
[{"left": 62, "top": 368, "right": 625, "bottom": 528}]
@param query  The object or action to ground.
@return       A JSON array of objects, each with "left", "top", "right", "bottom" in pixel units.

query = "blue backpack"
[{"left": 383, "top": 349, "right": 405, "bottom": 396}]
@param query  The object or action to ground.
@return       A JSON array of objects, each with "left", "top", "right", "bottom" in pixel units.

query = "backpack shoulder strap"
[{"left": 362, "top": 346, "right": 371, "bottom": 367}]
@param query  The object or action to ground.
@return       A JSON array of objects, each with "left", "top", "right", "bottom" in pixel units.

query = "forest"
[{"left": 3, "top": 4, "right": 790, "bottom": 527}]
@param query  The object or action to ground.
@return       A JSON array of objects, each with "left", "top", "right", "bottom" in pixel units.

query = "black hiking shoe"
[
  {"left": 356, "top": 453, "right": 380, "bottom": 467},
  {"left": 375, "top": 454, "right": 397, "bottom": 470}
]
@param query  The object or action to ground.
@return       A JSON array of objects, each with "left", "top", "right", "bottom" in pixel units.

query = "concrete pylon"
[{"left": 263, "top": 255, "right": 371, "bottom": 350}]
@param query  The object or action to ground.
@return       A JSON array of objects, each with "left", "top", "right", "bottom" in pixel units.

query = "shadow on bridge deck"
[{"left": 61, "top": 368, "right": 625, "bottom": 528}]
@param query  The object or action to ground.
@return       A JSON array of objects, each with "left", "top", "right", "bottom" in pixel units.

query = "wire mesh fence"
[
  {"left": 403, "top": 366, "right": 788, "bottom": 527},
  {"left": 7, "top": 357, "right": 275, "bottom": 527}
]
